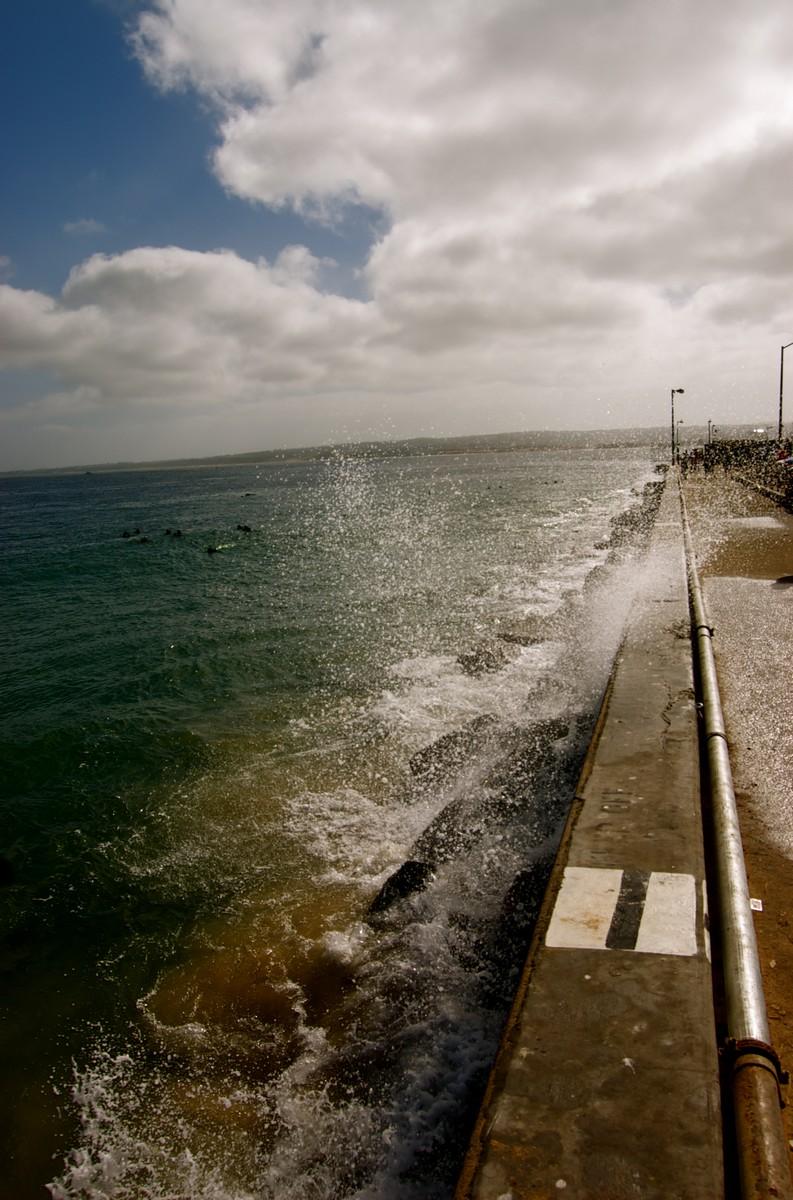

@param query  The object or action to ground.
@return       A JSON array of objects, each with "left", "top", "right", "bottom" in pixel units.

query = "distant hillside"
[
  {"left": 3, "top": 427, "right": 666, "bottom": 477},
  {"left": 2, "top": 422, "right": 777, "bottom": 477}
]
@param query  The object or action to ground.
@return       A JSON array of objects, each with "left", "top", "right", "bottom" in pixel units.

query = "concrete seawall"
[{"left": 456, "top": 476, "right": 725, "bottom": 1199}]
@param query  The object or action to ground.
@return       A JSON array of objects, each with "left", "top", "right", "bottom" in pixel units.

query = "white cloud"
[
  {"left": 134, "top": 0, "right": 793, "bottom": 216},
  {"left": 63, "top": 218, "right": 108, "bottom": 236},
  {"left": 0, "top": 247, "right": 386, "bottom": 406}
]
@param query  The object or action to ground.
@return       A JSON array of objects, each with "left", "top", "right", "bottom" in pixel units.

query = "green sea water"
[{"left": 1, "top": 445, "right": 660, "bottom": 1199}]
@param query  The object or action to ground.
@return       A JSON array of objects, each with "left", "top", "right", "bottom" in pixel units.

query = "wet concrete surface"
[{"left": 456, "top": 477, "right": 724, "bottom": 1200}]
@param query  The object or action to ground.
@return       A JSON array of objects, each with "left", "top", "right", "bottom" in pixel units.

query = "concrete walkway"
[{"left": 456, "top": 477, "right": 724, "bottom": 1200}]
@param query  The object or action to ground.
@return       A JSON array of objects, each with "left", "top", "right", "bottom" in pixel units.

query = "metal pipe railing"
[{"left": 679, "top": 476, "right": 792, "bottom": 1200}]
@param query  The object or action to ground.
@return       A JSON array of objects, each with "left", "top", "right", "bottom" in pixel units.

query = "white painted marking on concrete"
[
  {"left": 545, "top": 867, "right": 621, "bottom": 949},
  {"left": 546, "top": 867, "right": 699, "bottom": 956},
  {"left": 634, "top": 872, "right": 697, "bottom": 956},
  {"left": 702, "top": 880, "right": 711, "bottom": 963},
  {"left": 750, "top": 897, "right": 763, "bottom": 912}
]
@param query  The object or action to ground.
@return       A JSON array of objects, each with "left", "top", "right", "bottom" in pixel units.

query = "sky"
[{"left": 2, "top": 0, "right": 793, "bottom": 470}]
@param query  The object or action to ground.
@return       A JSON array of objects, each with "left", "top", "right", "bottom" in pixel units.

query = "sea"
[{"left": 0, "top": 439, "right": 664, "bottom": 1200}]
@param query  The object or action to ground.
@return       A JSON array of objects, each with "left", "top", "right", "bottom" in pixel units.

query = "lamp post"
[
  {"left": 676, "top": 419, "right": 684, "bottom": 463},
  {"left": 671, "top": 388, "right": 685, "bottom": 464},
  {"left": 708, "top": 419, "right": 712, "bottom": 444},
  {"left": 779, "top": 343, "right": 793, "bottom": 439}
]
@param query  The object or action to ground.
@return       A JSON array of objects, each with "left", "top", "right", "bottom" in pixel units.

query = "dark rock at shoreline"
[
  {"left": 457, "top": 640, "right": 509, "bottom": 675},
  {"left": 368, "top": 860, "right": 434, "bottom": 914},
  {"left": 409, "top": 714, "right": 497, "bottom": 781},
  {"left": 479, "top": 853, "right": 558, "bottom": 993},
  {"left": 498, "top": 631, "right": 542, "bottom": 646},
  {"left": 371, "top": 715, "right": 573, "bottom": 917},
  {"left": 485, "top": 717, "right": 570, "bottom": 805},
  {"left": 608, "top": 479, "right": 664, "bottom": 548}
]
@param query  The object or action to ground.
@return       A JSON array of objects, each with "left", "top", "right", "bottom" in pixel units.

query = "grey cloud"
[{"left": 532, "top": 131, "right": 793, "bottom": 301}]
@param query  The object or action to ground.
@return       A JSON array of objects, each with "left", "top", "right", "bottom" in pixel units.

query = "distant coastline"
[{"left": 0, "top": 422, "right": 772, "bottom": 478}]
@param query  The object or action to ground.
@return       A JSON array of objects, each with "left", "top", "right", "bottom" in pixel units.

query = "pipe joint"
[{"left": 724, "top": 1037, "right": 790, "bottom": 1104}]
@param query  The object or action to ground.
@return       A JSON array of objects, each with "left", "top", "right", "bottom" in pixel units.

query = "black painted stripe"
[{"left": 605, "top": 869, "right": 651, "bottom": 950}]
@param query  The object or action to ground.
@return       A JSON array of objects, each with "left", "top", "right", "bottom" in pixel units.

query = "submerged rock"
[{"left": 457, "top": 640, "right": 508, "bottom": 676}]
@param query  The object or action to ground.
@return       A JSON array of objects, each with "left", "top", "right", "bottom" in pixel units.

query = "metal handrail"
[{"left": 679, "top": 475, "right": 792, "bottom": 1200}]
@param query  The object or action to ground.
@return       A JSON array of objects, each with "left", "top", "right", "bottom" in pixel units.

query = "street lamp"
[
  {"left": 708, "top": 419, "right": 713, "bottom": 444},
  {"left": 670, "top": 388, "right": 685, "bottom": 464},
  {"left": 676, "top": 420, "right": 684, "bottom": 463},
  {"left": 779, "top": 342, "right": 793, "bottom": 439}
]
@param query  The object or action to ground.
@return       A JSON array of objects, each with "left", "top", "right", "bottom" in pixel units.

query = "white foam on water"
[
  {"left": 369, "top": 642, "right": 561, "bottom": 752},
  {"left": 727, "top": 515, "right": 785, "bottom": 529},
  {"left": 283, "top": 785, "right": 437, "bottom": 888},
  {"left": 48, "top": 1052, "right": 265, "bottom": 1200}
]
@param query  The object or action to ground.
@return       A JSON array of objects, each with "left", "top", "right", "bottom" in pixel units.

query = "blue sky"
[
  {"left": 2, "top": 0, "right": 793, "bottom": 469},
  {"left": 1, "top": 1, "right": 372, "bottom": 298}
]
